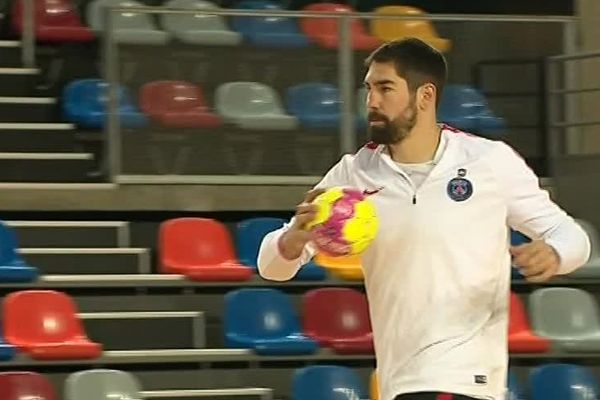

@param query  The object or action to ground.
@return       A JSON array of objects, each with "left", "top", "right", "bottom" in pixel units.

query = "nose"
[{"left": 366, "top": 90, "right": 381, "bottom": 111}]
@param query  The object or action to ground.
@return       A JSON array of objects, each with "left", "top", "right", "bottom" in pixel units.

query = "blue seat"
[
  {"left": 438, "top": 84, "right": 505, "bottom": 137},
  {"left": 0, "top": 332, "right": 16, "bottom": 361},
  {"left": 236, "top": 217, "right": 327, "bottom": 281},
  {"left": 530, "top": 363, "right": 600, "bottom": 400},
  {"left": 224, "top": 288, "right": 318, "bottom": 355},
  {"left": 0, "top": 221, "right": 38, "bottom": 282},
  {"left": 510, "top": 229, "right": 530, "bottom": 280},
  {"left": 508, "top": 370, "right": 525, "bottom": 400},
  {"left": 293, "top": 365, "right": 367, "bottom": 400},
  {"left": 286, "top": 83, "right": 342, "bottom": 129},
  {"left": 231, "top": 1, "right": 309, "bottom": 47},
  {"left": 62, "top": 79, "right": 148, "bottom": 129}
]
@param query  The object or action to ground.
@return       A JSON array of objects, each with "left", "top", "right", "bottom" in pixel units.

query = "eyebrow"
[{"left": 364, "top": 79, "right": 396, "bottom": 87}]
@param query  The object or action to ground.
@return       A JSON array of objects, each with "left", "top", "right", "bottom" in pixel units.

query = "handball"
[{"left": 305, "top": 187, "right": 379, "bottom": 256}]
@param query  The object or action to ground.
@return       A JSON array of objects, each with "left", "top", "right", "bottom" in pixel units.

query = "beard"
[{"left": 368, "top": 100, "right": 417, "bottom": 145}]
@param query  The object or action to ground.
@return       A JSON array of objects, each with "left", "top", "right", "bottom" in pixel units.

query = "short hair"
[{"left": 364, "top": 38, "right": 447, "bottom": 106}]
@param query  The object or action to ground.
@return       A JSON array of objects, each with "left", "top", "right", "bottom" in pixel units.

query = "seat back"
[
  {"left": 507, "top": 370, "right": 525, "bottom": 400},
  {"left": 235, "top": 217, "right": 285, "bottom": 268},
  {"left": 4, "top": 290, "right": 86, "bottom": 344},
  {"left": 216, "top": 82, "right": 284, "bottom": 117},
  {"left": 0, "top": 372, "right": 57, "bottom": 400},
  {"left": 231, "top": 0, "right": 298, "bottom": 35},
  {"left": 88, "top": 0, "right": 158, "bottom": 32},
  {"left": 159, "top": 218, "right": 237, "bottom": 273},
  {"left": 12, "top": 0, "right": 85, "bottom": 32},
  {"left": 0, "top": 220, "right": 22, "bottom": 265},
  {"left": 300, "top": 3, "right": 369, "bottom": 39},
  {"left": 438, "top": 84, "right": 493, "bottom": 120},
  {"left": 371, "top": 6, "right": 442, "bottom": 42},
  {"left": 162, "top": 0, "right": 229, "bottom": 34},
  {"left": 224, "top": 288, "right": 301, "bottom": 339},
  {"left": 303, "top": 288, "right": 372, "bottom": 340},
  {"left": 509, "top": 292, "right": 532, "bottom": 335},
  {"left": 293, "top": 365, "right": 367, "bottom": 400},
  {"left": 66, "top": 369, "right": 142, "bottom": 400},
  {"left": 529, "top": 287, "right": 600, "bottom": 338},
  {"left": 530, "top": 364, "right": 600, "bottom": 400},
  {"left": 140, "top": 80, "right": 206, "bottom": 115},
  {"left": 286, "top": 83, "right": 340, "bottom": 117},
  {"left": 63, "top": 79, "right": 133, "bottom": 114}
]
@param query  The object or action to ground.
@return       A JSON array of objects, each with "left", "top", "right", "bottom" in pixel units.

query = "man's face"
[{"left": 363, "top": 61, "right": 418, "bottom": 145}]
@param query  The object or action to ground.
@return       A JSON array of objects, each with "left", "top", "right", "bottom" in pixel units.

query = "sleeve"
[
  {"left": 256, "top": 155, "right": 353, "bottom": 281},
  {"left": 494, "top": 143, "right": 591, "bottom": 274}
]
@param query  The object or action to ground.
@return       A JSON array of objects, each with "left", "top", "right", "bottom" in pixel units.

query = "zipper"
[{"left": 412, "top": 194, "right": 417, "bottom": 205}]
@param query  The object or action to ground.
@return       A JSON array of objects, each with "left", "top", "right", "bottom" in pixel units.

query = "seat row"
[
  {"left": 62, "top": 79, "right": 505, "bottom": 136},
  {"left": 11, "top": 0, "right": 450, "bottom": 52}
]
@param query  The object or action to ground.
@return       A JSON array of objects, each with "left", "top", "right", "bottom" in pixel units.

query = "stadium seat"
[
  {"left": 286, "top": 83, "right": 341, "bottom": 129},
  {"left": 300, "top": 3, "right": 381, "bottom": 50},
  {"left": 508, "top": 292, "right": 550, "bottom": 353},
  {"left": 438, "top": 85, "right": 506, "bottom": 137},
  {"left": 159, "top": 218, "right": 253, "bottom": 281},
  {"left": 161, "top": 0, "right": 242, "bottom": 46},
  {"left": 87, "top": 0, "right": 169, "bottom": 45},
  {"left": 303, "top": 288, "right": 374, "bottom": 354},
  {"left": 530, "top": 363, "right": 599, "bottom": 400},
  {"left": 567, "top": 219, "right": 600, "bottom": 278},
  {"left": 3, "top": 290, "right": 102, "bottom": 360},
  {"left": 0, "top": 220, "right": 39, "bottom": 282},
  {"left": 66, "top": 369, "right": 142, "bottom": 400},
  {"left": 0, "top": 372, "right": 58, "bottom": 400},
  {"left": 0, "top": 333, "right": 15, "bottom": 361},
  {"left": 529, "top": 287, "right": 600, "bottom": 352},
  {"left": 139, "top": 80, "right": 222, "bottom": 128},
  {"left": 510, "top": 229, "right": 530, "bottom": 279},
  {"left": 215, "top": 82, "right": 298, "bottom": 130},
  {"left": 370, "top": 370, "right": 379, "bottom": 400},
  {"left": 231, "top": 0, "right": 309, "bottom": 47},
  {"left": 508, "top": 370, "right": 525, "bottom": 400},
  {"left": 62, "top": 79, "right": 148, "bottom": 129},
  {"left": 314, "top": 253, "right": 364, "bottom": 280},
  {"left": 235, "top": 217, "right": 327, "bottom": 280},
  {"left": 293, "top": 365, "right": 368, "bottom": 400},
  {"left": 11, "top": 0, "right": 94, "bottom": 42},
  {"left": 370, "top": 6, "right": 451, "bottom": 53},
  {"left": 224, "top": 288, "right": 318, "bottom": 355}
]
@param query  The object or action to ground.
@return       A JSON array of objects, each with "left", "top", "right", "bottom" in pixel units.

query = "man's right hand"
[{"left": 278, "top": 188, "right": 325, "bottom": 260}]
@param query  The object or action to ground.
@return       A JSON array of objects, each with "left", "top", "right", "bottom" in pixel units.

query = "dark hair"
[{"left": 364, "top": 38, "right": 447, "bottom": 106}]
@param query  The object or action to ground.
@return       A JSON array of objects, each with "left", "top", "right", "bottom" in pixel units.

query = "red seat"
[
  {"left": 300, "top": 3, "right": 381, "bottom": 50},
  {"left": 3, "top": 290, "right": 102, "bottom": 360},
  {"left": 508, "top": 292, "right": 550, "bottom": 353},
  {"left": 12, "top": 0, "right": 94, "bottom": 43},
  {"left": 0, "top": 371, "right": 57, "bottom": 400},
  {"left": 303, "top": 288, "right": 374, "bottom": 354},
  {"left": 140, "top": 81, "right": 222, "bottom": 129},
  {"left": 159, "top": 218, "right": 253, "bottom": 281}
]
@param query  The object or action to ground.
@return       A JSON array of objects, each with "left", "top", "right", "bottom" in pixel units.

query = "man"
[{"left": 257, "top": 38, "right": 590, "bottom": 400}]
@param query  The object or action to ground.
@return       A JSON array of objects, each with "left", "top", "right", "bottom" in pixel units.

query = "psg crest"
[{"left": 447, "top": 168, "right": 473, "bottom": 202}]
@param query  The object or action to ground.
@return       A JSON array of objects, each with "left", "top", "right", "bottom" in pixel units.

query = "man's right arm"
[{"left": 257, "top": 155, "right": 352, "bottom": 281}]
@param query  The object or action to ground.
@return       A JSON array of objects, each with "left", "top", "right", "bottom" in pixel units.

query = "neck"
[{"left": 388, "top": 120, "right": 441, "bottom": 164}]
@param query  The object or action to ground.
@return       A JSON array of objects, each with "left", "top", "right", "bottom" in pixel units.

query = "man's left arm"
[{"left": 494, "top": 143, "right": 591, "bottom": 282}]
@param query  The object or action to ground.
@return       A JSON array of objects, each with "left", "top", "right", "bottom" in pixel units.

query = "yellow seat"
[
  {"left": 314, "top": 253, "right": 364, "bottom": 281},
  {"left": 370, "top": 6, "right": 451, "bottom": 53},
  {"left": 371, "top": 370, "right": 379, "bottom": 400}
]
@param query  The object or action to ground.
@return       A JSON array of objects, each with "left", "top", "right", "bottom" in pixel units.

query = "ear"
[{"left": 417, "top": 83, "right": 436, "bottom": 110}]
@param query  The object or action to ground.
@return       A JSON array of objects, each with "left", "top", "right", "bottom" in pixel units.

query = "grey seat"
[
  {"left": 567, "top": 219, "right": 600, "bottom": 278},
  {"left": 87, "top": 0, "right": 169, "bottom": 45},
  {"left": 66, "top": 369, "right": 142, "bottom": 400},
  {"left": 530, "top": 287, "right": 600, "bottom": 352},
  {"left": 161, "top": 0, "right": 241, "bottom": 46},
  {"left": 215, "top": 82, "right": 298, "bottom": 130}
]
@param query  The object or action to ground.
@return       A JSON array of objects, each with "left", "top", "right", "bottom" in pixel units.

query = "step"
[
  {"left": 79, "top": 311, "right": 205, "bottom": 351},
  {"left": 18, "top": 248, "right": 151, "bottom": 275},
  {"left": 0, "top": 97, "right": 59, "bottom": 122},
  {"left": 141, "top": 388, "right": 273, "bottom": 400},
  {"left": 6, "top": 221, "right": 130, "bottom": 248},
  {"left": 0, "top": 152, "right": 95, "bottom": 182},
  {"left": 0, "top": 68, "right": 39, "bottom": 96},
  {"left": 0, "top": 41, "right": 22, "bottom": 67},
  {"left": 0, "top": 123, "right": 80, "bottom": 152}
]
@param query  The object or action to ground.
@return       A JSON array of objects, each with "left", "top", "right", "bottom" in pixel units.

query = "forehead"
[{"left": 364, "top": 61, "right": 405, "bottom": 84}]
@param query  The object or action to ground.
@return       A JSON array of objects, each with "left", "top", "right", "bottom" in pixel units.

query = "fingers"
[
  {"left": 304, "top": 188, "right": 326, "bottom": 203},
  {"left": 293, "top": 203, "right": 319, "bottom": 228},
  {"left": 511, "top": 240, "right": 560, "bottom": 283}
]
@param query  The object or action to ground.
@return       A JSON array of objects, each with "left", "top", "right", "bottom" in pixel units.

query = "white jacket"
[{"left": 257, "top": 126, "right": 591, "bottom": 400}]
